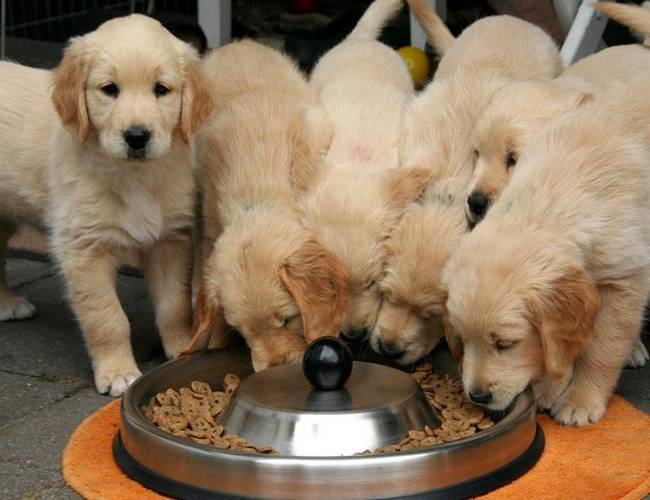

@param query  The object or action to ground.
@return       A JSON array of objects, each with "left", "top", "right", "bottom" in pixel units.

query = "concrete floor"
[{"left": 0, "top": 256, "right": 649, "bottom": 499}]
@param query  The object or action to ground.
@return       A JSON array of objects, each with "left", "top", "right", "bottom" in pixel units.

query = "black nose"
[
  {"left": 467, "top": 192, "right": 489, "bottom": 217},
  {"left": 123, "top": 126, "right": 151, "bottom": 150},
  {"left": 468, "top": 389, "right": 492, "bottom": 405},
  {"left": 378, "top": 339, "right": 405, "bottom": 359},
  {"left": 341, "top": 329, "right": 368, "bottom": 342}
]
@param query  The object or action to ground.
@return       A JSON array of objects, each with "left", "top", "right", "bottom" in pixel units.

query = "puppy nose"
[
  {"left": 467, "top": 192, "right": 488, "bottom": 217},
  {"left": 468, "top": 389, "right": 492, "bottom": 405},
  {"left": 341, "top": 329, "right": 368, "bottom": 342},
  {"left": 378, "top": 339, "right": 405, "bottom": 359},
  {"left": 123, "top": 126, "right": 151, "bottom": 150}
]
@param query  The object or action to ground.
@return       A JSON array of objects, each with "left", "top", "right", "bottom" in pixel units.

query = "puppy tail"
[
  {"left": 347, "top": 0, "right": 405, "bottom": 41},
  {"left": 407, "top": 0, "right": 454, "bottom": 55},
  {"left": 594, "top": 1, "right": 650, "bottom": 46}
]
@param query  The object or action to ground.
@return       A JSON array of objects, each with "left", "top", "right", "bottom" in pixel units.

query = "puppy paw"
[
  {"left": 534, "top": 374, "right": 571, "bottom": 411},
  {"left": 625, "top": 338, "right": 648, "bottom": 368},
  {"left": 162, "top": 329, "right": 194, "bottom": 360},
  {"left": 94, "top": 364, "right": 142, "bottom": 397},
  {"left": 550, "top": 394, "right": 607, "bottom": 426},
  {"left": 0, "top": 295, "right": 36, "bottom": 321}
]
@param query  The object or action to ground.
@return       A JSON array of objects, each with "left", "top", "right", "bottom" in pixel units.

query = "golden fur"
[
  {"left": 299, "top": 0, "right": 431, "bottom": 339},
  {"left": 0, "top": 14, "right": 214, "bottom": 395},
  {"left": 370, "top": 6, "right": 562, "bottom": 363},
  {"left": 186, "top": 40, "right": 348, "bottom": 372},
  {"left": 443, "top": 104, "right": 650, "bottom": 426}
]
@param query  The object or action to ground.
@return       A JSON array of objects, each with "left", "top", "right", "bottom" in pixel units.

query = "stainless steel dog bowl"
[{"left": 115, "top": 342, "right": 543, "bottom": 499}]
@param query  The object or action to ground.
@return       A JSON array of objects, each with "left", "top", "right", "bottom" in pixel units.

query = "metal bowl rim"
[{"left": 122, "top": 353, "right": 536, "bottom": 460}]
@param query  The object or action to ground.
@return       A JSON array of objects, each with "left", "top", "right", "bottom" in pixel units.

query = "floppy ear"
[
  {"left": 52, "top": 37, "right": 89, "bottom": 143},
  {"left": 182, "top": 285, "right": 230, "bottom": 355},
  {"left": 528, "top": 267, "right": 599, "bottom": 379},
  {"left": 289, "top": 105, "right": 333, "bottom": 195},
  {"left": 279, "top": 240, "right": 348, "bottom": 343},
  {"left": 180, "top": 58, "right": 215, "bottom": 143},
  {"left": 383, "top": 167, "right": 433, "bottom": 211}
]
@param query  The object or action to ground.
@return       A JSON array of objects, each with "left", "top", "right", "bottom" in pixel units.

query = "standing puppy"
[
  {"left": 444, "top": 104, "right": 650, "bottom": 426},
  {"left": 0, "top": 15, "right": 213, "bottom": 395},
  {"left": 370, "top": 0, "right": 562, "bottom": 364},
  {"left": 187, "top": 40, "right": 348, "bottom": 372},
  {"left": 300, "top": 0, "right": 431, "bottom": 341}
]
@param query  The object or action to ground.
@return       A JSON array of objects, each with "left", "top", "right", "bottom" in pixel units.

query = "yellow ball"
[{"left": 397, "top": 46, "right": 430, "bottom": 88}]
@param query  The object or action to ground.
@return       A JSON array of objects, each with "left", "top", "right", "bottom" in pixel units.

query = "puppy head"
[
  {"left": 466, "top": 80, "right": 592, "bottom": 226},
  {"left": 370, "top": 197, "right": 465, "bottom": 364},
  {"left": 190, "top": 211, "right": 347, "bottom": 372},
  {"left": 328, "top": 166, "right": 432, "bottom": 339},
  {"left": 444, "top": 232, "right": 598, "bottom": 411},
  {"left": 52, "top": 14, "right": 213, "bottom": 160}
]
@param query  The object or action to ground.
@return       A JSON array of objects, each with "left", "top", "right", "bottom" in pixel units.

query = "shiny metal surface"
[
  {"left": 220, "top": 361, "right": 439, "bottom": 456},
  {"left": 120, "top": 345, "right": 539, "bottom": 499}
]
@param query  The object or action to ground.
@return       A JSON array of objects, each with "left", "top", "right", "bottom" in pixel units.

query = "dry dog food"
[
  {"left": 142, "top": 375, "right": 279, "bottom": 454},
  {"left": 359, "top": 363, "right": 494, "bottom": 454},
  {"left": 143, "top": 364, "right": 494, "bottom": 456}
]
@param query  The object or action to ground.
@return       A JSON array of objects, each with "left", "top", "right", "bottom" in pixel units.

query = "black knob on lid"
[{"left": 302, "top": 337, "right": 353, "bottom": 391}]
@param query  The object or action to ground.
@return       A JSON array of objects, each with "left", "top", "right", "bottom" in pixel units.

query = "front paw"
[
  {"left": 94, "top": 361, "right": 142, "bottom": 397},
  {"left": 162, "top": 329, "right": 194, "bottom": 359},
  {"left": 550, "top": 391, "right": 607, "bottom": 426},
  {"left": 625, "top": 337, "right": 648, "bottom": 368},
  {"left": 534, "top": 373, "right": 571, "bottom": 411},
  {"left": 0, "top": 295, "right": 36, "bottom": 321}
]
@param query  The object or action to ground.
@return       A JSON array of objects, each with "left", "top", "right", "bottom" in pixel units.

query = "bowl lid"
[{"left": 237, "top": 361, "right": 419, "bottom": 413}]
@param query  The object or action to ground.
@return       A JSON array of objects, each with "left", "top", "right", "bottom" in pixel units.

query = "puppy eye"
[
  {"left": 495, "top": 339, "right": 517, "bottom": 352},
  {"left": 154, "top": 82, "right": 171, "bottom": 97},
  {"left": 505, "top": 152, "right": 517, "bottom": 170},
  {"left": 101, "top": 83, "right": 119, "bottom": 97}
]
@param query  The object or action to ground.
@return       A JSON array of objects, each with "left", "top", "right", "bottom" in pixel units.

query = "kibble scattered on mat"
[{"left": 142, "top": 364, "right": 494, "bottom": 456}]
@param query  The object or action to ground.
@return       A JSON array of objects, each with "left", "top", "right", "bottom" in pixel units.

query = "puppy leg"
[
  {"left": 58, "top": 242, "right": 140, "bottom": 396},
  {"left": 625, "top": 335, "right": 648, "bottom": 368},
  {"left": 534, "top": 370, "right": 572, "bottom": 411},
  {"left": 0, "top": 219, "right": 36, "bottom": 321},
  {"left": 550, "top": 279, "right": 648, "bottom": 426},
  {"left": 144, "top": 230, "right": 193, "bottom": 359}
]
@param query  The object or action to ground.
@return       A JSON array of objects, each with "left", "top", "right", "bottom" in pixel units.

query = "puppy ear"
[
  {"left": 289, "top": 105, "right": 333, "bottom": 195},
  {"left": 279, "top": 240, "right": 348, "bottom": 343},
  {"left": 383, "top": 167, "right": 433, "bottom": 211},
  {"left": 182, "top": 285, "right": 230, "bottom": 355},
  {"left": 528, "top": 267, "right": 599, "bottom": 379},
  {"left": 180, "top": 56, "right": 215, "bottom": 144},
  {"left": 52, "top": 37, "right": 89, "bottom": 143}
]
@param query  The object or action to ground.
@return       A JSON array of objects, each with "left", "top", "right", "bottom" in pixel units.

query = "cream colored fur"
[
  {"left": 0, "top": 14, "right": 214, "bottom": 396},
  {"left": 444, "top": 104, "right": 650, "bottom": 426},
  {"left": 187, "top": 40, "right": 348, "bottom": 372},
  {"left": 299, "top": 0, "right": 431, "bottom": 338},
  {"left": 370, "top": 9, "right": 562, "bottom": 363}
]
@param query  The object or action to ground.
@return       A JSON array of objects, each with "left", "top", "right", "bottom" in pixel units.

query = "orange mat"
[{"left": 63, "top": 396, "right": 650, "bottom": 499}]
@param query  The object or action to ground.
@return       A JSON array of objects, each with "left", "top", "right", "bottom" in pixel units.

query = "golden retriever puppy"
[
  {"left": 370, "top": 0, "right": 562, "bottom": 364},
  {"left": 466, "top": 46, "right": 650, "bottom": 226},
  {"left": 466, "top": 3, "right": 650, "bottom": 366},
  {"left": 299, "top": 0, "right": 432, "bottom": 340},
  {"left": 443, "top": 104, "right": 650, "bottom": 426},
  {"left": 0, "top": 14, "right": 214, "bottom": 395},
  {"left": 185, "top": 40, "right": 348, "bottom": 372}
]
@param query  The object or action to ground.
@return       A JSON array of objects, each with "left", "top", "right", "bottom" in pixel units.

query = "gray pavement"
[{"left": 0, "top": 256, "right": 649, "bottom": 499}]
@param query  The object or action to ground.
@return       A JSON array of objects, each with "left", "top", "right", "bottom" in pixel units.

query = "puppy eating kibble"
[
  {"left": 444, "top": 103, "right": 650, "bottom": 426},
  {"left": 370, "top": 0, "right": 562, "bottom": 364},
  {"left": 298, "top": 0, "right": 431, "bottom": 341},
  {"left": 0, "top": 14, "right": 213, "bottom": 395},
  {"left": 185, "top": 40, "right": 348, "bottom": 372}
]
